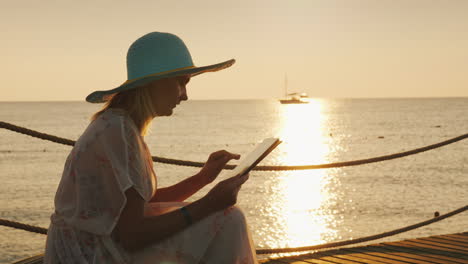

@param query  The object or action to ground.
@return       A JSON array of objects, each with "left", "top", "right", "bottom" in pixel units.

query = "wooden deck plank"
[
  {"left": 262, "top": 257, "right": 308, "bottom": 264},
  {"left": 276, "top": 254, "right": 344, "bottom": 264},
  {"left": 443, "top": 234, "right": 468, "bottom": 242},
  {"left": 437, "top": 236, "right": 468, "bottom": 244},
  {"left": 428, "top": 236, "right": 468, "bottom": 246},
  {"left": 396, "top": 240, "right": 468, "bottom": 254},
  {"left": 318, "top": 256, "right": 366, "bottom": 264},
  {"left": 315, "top": 250, "right": 387, "bottom": 264},
  {"left": 321, "top": 254, "right": 386, "bottom": 264},
  {"left": 265, "top": 250, "right": 387, "bottom": 264},
  {"left": 337, "top": 249, "right": 409, "bottom": 264},
  {"left": 407, "top": 238, "right": 468, "bottom": 252},
  {"left": 346, "top": 245, "right": 439, "bottom": 264},
  {"left": 283, "top": 257, "right": 320, "bottom": 264},
  {"left": 420, "top": 237, "right": 468, "bottom": 250},
  {"left": 434, "top": 236, "right": 468, "bottom": 245},
  {"left": 383, "top": 241, "right": 468, "bottom": 260},
  {"left": 283, "top": 258, "right": 323, "bottom": 264},
  {"left": 439, "top": 233, "right": 468, "bottom": 239},
  {"left": 369, "top": 244, "right": 465, "bottom": 264}
]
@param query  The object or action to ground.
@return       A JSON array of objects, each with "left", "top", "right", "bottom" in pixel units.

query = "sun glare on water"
[{"left": 269, "top": 99, "right": 340, "bottom": 252}]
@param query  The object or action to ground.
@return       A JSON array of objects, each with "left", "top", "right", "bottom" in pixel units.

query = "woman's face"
[{"left": 149, "top": 75, "right": 190, "bottom": 116}]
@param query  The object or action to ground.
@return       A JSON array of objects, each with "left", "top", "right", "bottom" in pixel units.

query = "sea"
[{"left": 0, "top": 98, "right": 467, "bottom": 263}]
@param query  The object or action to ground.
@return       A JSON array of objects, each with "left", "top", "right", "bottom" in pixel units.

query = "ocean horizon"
[{"left": 2, "top": 95, "right": 468, "bottom": 103}]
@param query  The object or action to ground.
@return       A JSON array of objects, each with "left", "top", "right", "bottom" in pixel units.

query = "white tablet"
[{"left": 228, "top": 137, "right": 281, "bottom": 177}]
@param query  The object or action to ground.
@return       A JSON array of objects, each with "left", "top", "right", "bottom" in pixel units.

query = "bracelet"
[{"left": 180, "top": 206, "right": 193, "bottom": 225}]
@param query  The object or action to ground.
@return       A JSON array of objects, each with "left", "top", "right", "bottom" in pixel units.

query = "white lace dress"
[{"left": 44, "top": 109, "right": 258, "bottom": 264}]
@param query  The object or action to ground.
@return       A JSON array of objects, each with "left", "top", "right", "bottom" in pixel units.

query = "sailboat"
[{"left": 279, "top": 74, "right": 309, "bottom": 104}]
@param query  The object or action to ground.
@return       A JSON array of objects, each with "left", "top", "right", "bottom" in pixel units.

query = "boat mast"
[{"left": 284, "top": 73, "right": 288, "bottom": 97}]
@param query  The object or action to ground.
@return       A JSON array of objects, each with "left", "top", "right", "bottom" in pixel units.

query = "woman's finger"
[
  {"left": 233, "top": 185, "right": 242, "bottom": 196},
  {"left": 233, "top": 175, "right": 249, "bottom": 195},
  {"left": 209, "top": 151, "right": 224, "bottom": 160},
  {"left": 239, "top": 173, "right": 249, "bottom": 184},
  {"left": 220, "top": 151, "right": 240, "bottom": 160},
  {"left": 230, "top": 153, "right": 241, "bottom": 160},
  {"left": 232, "top": 173, "right": 249, "bottom": 186},
  {"left": 222, "top": 150, "right": 240, "bottom": 158}
]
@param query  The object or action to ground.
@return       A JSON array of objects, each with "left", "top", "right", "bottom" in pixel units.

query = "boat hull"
[{"left": 279, "top": 99, "right": 308, "bottom": 104}]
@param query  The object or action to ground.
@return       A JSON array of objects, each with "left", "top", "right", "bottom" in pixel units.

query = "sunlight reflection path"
[{"left": 268, "top": 100, "right": 339, "bottom": 251}]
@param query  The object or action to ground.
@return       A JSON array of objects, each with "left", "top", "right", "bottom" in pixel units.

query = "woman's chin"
[
  {"left": 162, "top": 109, "right": 173, "bottom": 116},
  {"left": 154, "top": 107, "right": 174, "bottom": 117}
]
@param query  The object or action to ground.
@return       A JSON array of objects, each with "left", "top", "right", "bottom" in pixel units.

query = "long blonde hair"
[{"left": 91, "top": 84, "right": 155, "bottom": 136}]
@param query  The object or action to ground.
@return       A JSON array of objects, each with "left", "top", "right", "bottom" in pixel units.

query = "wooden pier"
[
  {"left": 260, "top": 232, "right": 468, "bottom": 264},
  {"left": 13, "top": 232, "right": 468, "bottom": 264}
]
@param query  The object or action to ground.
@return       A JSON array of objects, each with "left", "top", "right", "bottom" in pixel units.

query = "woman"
[{"left": 44, "top": 32, "right": 258, "bottom": 263}]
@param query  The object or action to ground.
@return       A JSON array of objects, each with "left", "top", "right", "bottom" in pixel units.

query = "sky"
[{"left": 1, "top": 0, "right": 468, "bottom": 101}]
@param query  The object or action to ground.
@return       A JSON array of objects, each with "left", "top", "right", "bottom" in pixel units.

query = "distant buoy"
[{"left": 434, "top": 211, "right": 440, "bottom": 217}]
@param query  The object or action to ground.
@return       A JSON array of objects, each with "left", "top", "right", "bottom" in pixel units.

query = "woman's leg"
[
  {"left": 200, "top": 206, "right": 258, "bottom": 264},
  {"left": 132, "top": 204, "right": 258, "bottom": 264}
]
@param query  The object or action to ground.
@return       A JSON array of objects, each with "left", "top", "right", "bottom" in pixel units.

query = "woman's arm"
[
  {"left": 115, "top": 187, "right": 211, "bottom": 252},
  {"left": 150, "top": 172, "right": 206, "bottom": 202},
  {"left": 115, "top": 173, "right": 249, "bottom": 252},
  {"left": 150, "top": 150, "right": 240, "bottom": 203}
]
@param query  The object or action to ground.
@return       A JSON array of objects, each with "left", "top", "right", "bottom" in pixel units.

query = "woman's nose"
[{"left": 179, "top": 87, "right": 188, "bottom": 101}]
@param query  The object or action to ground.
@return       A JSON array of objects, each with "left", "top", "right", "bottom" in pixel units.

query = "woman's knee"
[{"left": 223, "top": 206, "right": 247, "bottom": 226}]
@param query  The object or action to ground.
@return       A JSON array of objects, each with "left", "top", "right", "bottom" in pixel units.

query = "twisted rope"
[
  {"left": 1, "top": 121, "right": 467, "bottom": 171},
  {"left": 1, "top": 205, "right": 466, "bottom": 254},
  {"left": 0, "top": 121, "right": 75, "bottom": 146},
  {"left": 256, "top": 204, "right": 467, "bottom": 254},
  {"left": 0, "top": 219, "right": 47, "bottom": 235}
]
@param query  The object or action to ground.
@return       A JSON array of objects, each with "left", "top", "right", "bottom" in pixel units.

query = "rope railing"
[
  {"left": 0, "top": 219, "right": 47, "bottom": 235},
  {"left": 1, "top": 205, "right": 466, "bottom": 254},
  {"left": 1, "top": 121, "right": 467, "bottom": 171},
  {"left": 256, "top": 205, "right": 467, "bottom": 254},
  {"left": 0, "top": 121, "right": 75, "bottom": 146}
]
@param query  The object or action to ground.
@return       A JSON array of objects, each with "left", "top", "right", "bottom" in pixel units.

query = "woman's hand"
[
  {"left": 202, "top": 173, "right": 249, "bottom": 213},
  {"left": 198, "top": 150, "right": 240, "bottom": 186}
]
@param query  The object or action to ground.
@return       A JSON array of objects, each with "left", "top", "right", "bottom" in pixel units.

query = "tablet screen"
[{"left": 228, "top": 137, "right": 281, "bottom": 177}]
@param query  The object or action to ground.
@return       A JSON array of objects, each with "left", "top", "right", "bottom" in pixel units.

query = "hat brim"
[{"left": 86, "top": 59, "right": 235, "bottom": 103}]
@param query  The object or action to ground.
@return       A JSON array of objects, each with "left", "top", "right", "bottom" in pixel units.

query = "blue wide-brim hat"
[{"left": 86, "top": 32, "right": 235, "bottom": 103}]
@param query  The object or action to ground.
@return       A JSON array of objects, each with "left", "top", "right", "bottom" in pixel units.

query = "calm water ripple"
[{"left": 0, "top": 98, "right": 467, "bottom": 262}]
